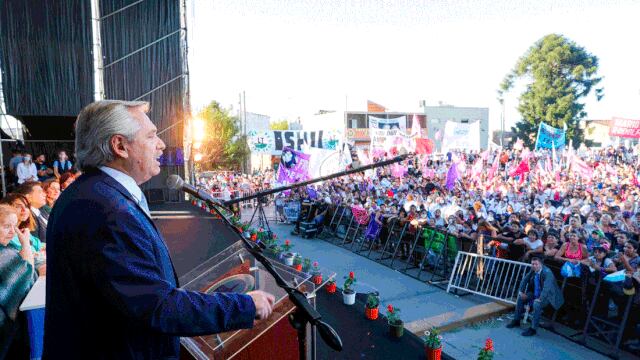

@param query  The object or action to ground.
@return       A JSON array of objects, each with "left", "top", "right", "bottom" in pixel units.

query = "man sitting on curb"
[{"left": 506, "top": 255, "right": 564, "bottom": 336}]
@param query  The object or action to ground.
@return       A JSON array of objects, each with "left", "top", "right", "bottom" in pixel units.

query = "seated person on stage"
[
  {"left": 506, "top": 256, "right": 564, "bottom": 337},
  {"left": 0, "top": 204, "right": 37, "bottom": 358},
  {"left": 43, "top": 100, "right": 275, "bottom": 359},
  {"left": 0, "top": 194, "right": 46, "bottom": 276}
]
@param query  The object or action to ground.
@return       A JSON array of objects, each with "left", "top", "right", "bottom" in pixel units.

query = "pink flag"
[
  {"left": 391, "top": 163, "right": 406, "bottom": 178},
  {"left": 471, "top": 158, "right": 483, "bottom": 180},
  {"left": 513, "top": 138, "right": 523, "bottom": 150},
  {"left": 410, "top": 115, "right": 421, "bottom": 137},
  {"left": 487, "top": 158, "right": 499, "bottom": 180},
  {"left": 435, "top": 130, "right": 442, "bottom": 140},
  {"left": 571, "top": 157, "right": 593, "bottom": 179},
  {"left": 357, "top": 149, "right": 371, "bottom": 165}
]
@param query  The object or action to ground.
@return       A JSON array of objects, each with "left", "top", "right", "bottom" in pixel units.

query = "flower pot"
[
  {"left": 425, "top": 346, "right": 442, "bottom": 360},
  {"left": 389, "top": 320, "right": 404, "bottom": 338},
  {"left": 293, "top": 264, "right": 303, "bottom": 271},
  {"left": 282, "top": 253, "right": 294, "bottom": 266},
  {"left": 365, "top": 306, "right": 379, "bottom": 320},
  {"left": 312, "top": 274, "right": 323, "bottom": 285},
  {"left": 342, "top": 290, "right": 356, "bottom": 305},
  {"left": 326, "top": 283, "right": 337, "bottom": 293}
]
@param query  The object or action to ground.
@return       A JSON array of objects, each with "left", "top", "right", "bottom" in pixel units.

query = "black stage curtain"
[
  {"left": 0, "top": 0, "right": 94, "bottom": 117},
  {"left": 100, "top": 0, "right": 186, "bottom": 192}
]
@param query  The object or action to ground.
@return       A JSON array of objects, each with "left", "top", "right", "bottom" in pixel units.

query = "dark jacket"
[
  {"left": 31, "top": 208, "right": 48, "bottom": 243},
  {"left": 518, "top": 265, "right": 564, "bottom": 309},
  {"left": 43, "top": 169, "right": 256, "bottom": 359}
]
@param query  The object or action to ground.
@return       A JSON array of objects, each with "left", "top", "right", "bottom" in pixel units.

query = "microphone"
[{"left": 166, "top": 175, "right": 225, "bottom": 208}]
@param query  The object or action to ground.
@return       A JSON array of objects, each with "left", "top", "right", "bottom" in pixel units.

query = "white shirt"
[
  {"left": 16, "top": 162, "right": 38, "bottom": 184},
  {"left": 99, "top": 166, "right": 148, "bottom": 214}
]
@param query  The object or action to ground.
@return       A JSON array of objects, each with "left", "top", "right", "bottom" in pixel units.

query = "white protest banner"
[
  {"left": 441, "top": 121, "right": 480, "bottom": 152},
  {"left": 247, "top": 130, "right": 343, "bottom": 155}
]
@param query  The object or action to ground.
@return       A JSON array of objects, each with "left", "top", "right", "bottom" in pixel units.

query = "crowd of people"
[
  {"left": 0, "top": 148, "right": 79, "bottom": 357},
  {"left": 197, "top": 144, "right": 640, "bottom": 349}
]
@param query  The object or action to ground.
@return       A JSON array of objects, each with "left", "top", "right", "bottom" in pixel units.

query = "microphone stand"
[{"left": 196, "top": 194, "right": 343, "bottom": 360}]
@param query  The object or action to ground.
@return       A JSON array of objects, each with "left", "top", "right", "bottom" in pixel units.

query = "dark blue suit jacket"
[{"left": 43, "top": 169, "right": 256, "bottom": 359}]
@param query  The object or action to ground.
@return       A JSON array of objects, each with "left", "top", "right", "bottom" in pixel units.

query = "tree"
[
  {"left": 269, "top": 119, "right": 289, "bottom": 130},
  {"left": 196, "top": 101, "right": 248, "bottom": 171},
  {"left": 498, "top": 34, "right": 604, "bottom": 148}
]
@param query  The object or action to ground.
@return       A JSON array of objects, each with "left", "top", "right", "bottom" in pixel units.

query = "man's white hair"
[{"left": 75, "top": 100, "right": 149, "bottom": 171}]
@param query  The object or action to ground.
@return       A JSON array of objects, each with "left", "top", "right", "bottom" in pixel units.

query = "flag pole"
[{"left": 534, "top": 122, "right": 542, "bottom": 150}]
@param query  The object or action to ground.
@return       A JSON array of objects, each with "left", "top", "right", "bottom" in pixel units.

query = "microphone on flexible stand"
[
  {"left": 167, "top": 175, "right": 343, "bottom": 353},
  {"left": 166, "top": 175, "right": 266, "bottom": 249}
]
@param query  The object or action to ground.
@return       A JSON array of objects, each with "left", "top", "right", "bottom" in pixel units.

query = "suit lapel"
[{"left": 97, "top": 171, "right": 180, "bottom": 285}]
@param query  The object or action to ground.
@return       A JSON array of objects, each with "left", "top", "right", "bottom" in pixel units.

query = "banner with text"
[
  {"left": 441, "top": 121, "right": 480, "bottom": 152},
  {"left": 609, "top": 117, "right": 640, "bottom": 138},
  {"left": 535, "top": 122, "right": 566, "bottom": 149},
  {"left": 247, "top": 130, "right": 343, "bottom": 155}
]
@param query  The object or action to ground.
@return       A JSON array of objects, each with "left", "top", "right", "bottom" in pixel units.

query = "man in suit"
[
  {"left": 506, "top": 255, "right": 564, "bottom": 336},
  {"left": 44, "top": 100, "right": 275, "bottom": 359},
  {"left": 16, "top": 181, "right": 48, "bottom": 242}
]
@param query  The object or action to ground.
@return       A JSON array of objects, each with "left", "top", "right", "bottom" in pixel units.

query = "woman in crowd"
[
  {"left": 41, "top": 178, "right": 61, "bottom": 218},
  {"left": 0, "top": 204, "right": 37, "bottom": 357},
  {"left": 555, "top": 232, "right": 589, "bottom": 264},
  {"left": 59, "top": 172, "right": 76, "bottom": 191},
  {"left": 0, "top": 194, "right": 46, "bottom": 275}
]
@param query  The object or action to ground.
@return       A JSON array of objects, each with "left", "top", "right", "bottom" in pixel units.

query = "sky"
[{"left": 187, "top": 0, "right": 640, "bottom": 133}]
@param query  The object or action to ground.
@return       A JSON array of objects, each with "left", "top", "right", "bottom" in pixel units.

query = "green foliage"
[
  {"left": 498, "top": 34, "right": 603, "bottom": 148},
  {"left": 386, "top": 304, "right": 402, "bottom": 325},
  {"left": 196, "top": 101, "right": 249, "bottom": 170},
  {"left": 269, "top": 119, "right": 289, "bottom": 130},
  {"left": 302, "top": 258, "right": 312, "bottom": 272},
  {"left": 366, "top": 293, "right": 380, "bottom": 309},
  {"left": 424, "top": 327, "right": 443, "bottom": 349},
  {"left": 293, "top": 254, "right": 303, "bottom": 265}
]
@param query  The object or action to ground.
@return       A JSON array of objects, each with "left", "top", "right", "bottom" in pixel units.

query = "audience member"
[
  {"left": 15, "top": 182, "right": 48, "bottom": 242},
  {"left": 16, "top": 154, "right": 38, "bottom": 184},
  {"left": 0, "top": 204, "right": 37, "bottom": 357},
  {"left": 52, "top": 150, "right": 73, "bottom": 179}
]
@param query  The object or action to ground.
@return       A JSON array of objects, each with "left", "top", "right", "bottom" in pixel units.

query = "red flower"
[
  {"left": 349, "top": 271, "right": 354, "bottom": 279},
  {"left": 285, "top": 240, "right": 290, "bottom": 246},
  {"left": 387, "top": 304, "right": 394, "bottom": 313},
  {"left": 313, "top": 261, "right": 319, "bottom": 267},
  {"left": 484, "top": 338, "right": 494, "bottom": 352}
]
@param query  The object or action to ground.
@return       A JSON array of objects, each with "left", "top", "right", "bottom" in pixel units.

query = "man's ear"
[{"left": 110, "top": 134, "right": 129, "bottom": 159}]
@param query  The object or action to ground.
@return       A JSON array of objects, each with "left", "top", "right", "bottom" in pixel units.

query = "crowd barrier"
[
  {"left": 447, "top": 251, "right": 531, "bottom": 304},
  {"left": 290, "top": 203, "right": 639, "bottom": 358}
]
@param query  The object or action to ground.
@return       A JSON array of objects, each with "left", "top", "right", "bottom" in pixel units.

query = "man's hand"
[
  {"left": 247, "top": 290, "right": 276, "bottom": 320},
  {"left": 519, "top": 292, "right": 528, "bottom": 301}
]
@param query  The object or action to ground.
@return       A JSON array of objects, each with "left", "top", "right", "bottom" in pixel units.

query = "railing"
[{"left": 447, "top": 251, "right": 531, "bottom": 305}]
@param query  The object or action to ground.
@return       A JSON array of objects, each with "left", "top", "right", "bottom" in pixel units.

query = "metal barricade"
[{"left": 447, "top": 251, "right": 531, "bottom": 305}]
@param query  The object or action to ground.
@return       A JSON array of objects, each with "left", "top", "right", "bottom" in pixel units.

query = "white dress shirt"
[
  {"left": 99, "top": 166, "right": 149, "bottom": 215},
  {"left": 16, "top": 162, "right": 38, "bottom": 184}
]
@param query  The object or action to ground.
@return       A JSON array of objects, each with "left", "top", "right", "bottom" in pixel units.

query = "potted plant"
[
  {"left": 311, "top": 262, "right": 323, "bottom": 285},
  {"left": 282, "top": 240, "right": 295, "bottom": 266},
  {"left": 477, "top": 338, "right": 494, "bottom": 360},
  {"left": 386, "top": 304, "right": 403, "bottom": 338},
  {"left": 302, "top": 258, "right": 312, "bottom": 273},
  {"left": 424, "top": 327, "right": 443, "bottom": 360},
  {"left": 325, "top": 278, "right": 337, "bottom": 293},
  {"left": 342, "top": 271, "right": 357, "bottom": 305},
  {"left": 365, "top": 292, "right": 380, "bottom": 320},
  {"left": 293, "top": 255, "right": 303, "bottom": 271}
]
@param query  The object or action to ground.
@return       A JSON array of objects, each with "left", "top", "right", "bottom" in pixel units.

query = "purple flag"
[
  {"left": 445, "top": 163, "right": 458, "bottom": 191},
  {"left": 277, "top": 147, "right": 310, "bottom": 184}
]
